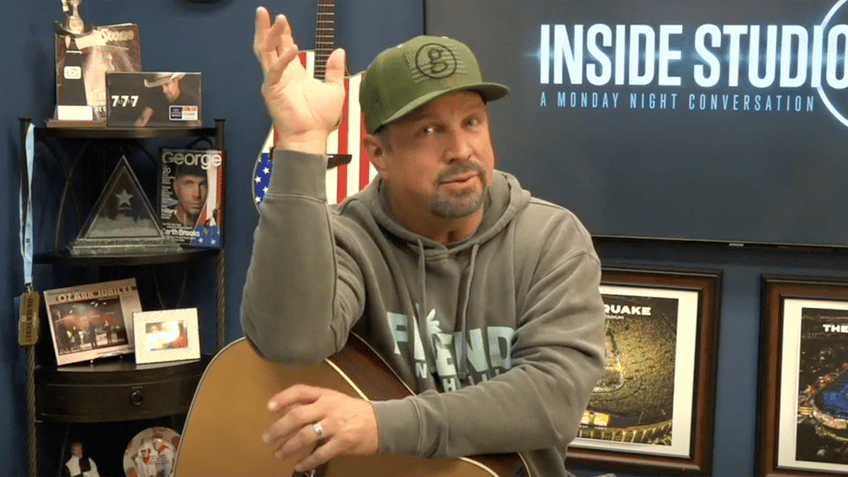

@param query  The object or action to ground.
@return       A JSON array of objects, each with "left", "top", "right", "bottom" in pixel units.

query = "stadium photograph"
[
  {"left": 795, "top": 307, "right": 848, "bottom": 465},
  {"left": 578, "top": 292, "right": 679, "bottom": 447}
]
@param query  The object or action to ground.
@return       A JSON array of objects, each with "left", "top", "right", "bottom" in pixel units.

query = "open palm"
[{"left": 254, "top": 7, "right": 346, "bottom": 153}]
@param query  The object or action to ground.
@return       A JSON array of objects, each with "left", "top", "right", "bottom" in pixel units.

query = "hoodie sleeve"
[
  {"left": 240, "top": 149, "right": 364, "bottom": 364},
  {"left": 371, "top": 208, "right": 606, "bottom": 459}
]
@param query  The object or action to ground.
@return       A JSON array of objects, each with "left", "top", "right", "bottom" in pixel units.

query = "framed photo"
[
  {"left": 133, "top": 308, "right": 200, "bottom": 365},
  {"left": 43, "top": 278, "right": 140, "bottom": 365},
  {"left": 566, "top": 267, "right": 721, "bottom": 476},
  {"left": 759, "top": 276, "right": 848, "bottom": 477},
  {"left": 106, "top": 72, "right": 202, "bottom": 128}
]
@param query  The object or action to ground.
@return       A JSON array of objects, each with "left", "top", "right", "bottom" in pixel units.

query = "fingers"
[
  {"left": 254, "top": 7, "right": 300, "bottom": 85},
  {"left": 252, "top": 7, "right": 272, "bottom": 65},
  {"left": 253, "top": 7, "right": 271, "bottom": 50},
  {"left": 273, "top": 419, "right": 328, "bottom": 461},
  {"left": 267, "top": 383, "right": 322, "bottom": 413},
  {"left": 263, "top": 385, "right": 322, "bottom": 446},
  {"left": 262, "top": 385, "right": 379, "bottom": 473},
  {"left": 293, "top": 435, "right": 347, "bottom": 473},
  {"left": 324, "top": 48, "right": 347, "bottom": 88},
  {"left": 270, "top": 415, "right": 358, "bottom": 473}
]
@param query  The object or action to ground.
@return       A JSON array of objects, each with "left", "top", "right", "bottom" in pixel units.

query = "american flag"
[
  {"left": 192, "top": 223, "right": 221, "bottom": 247},
  {"left": 253, "top": 50, "right": 376, "bottom": 209},
  {"left": 192, "top": 151, "right": 223, "bottom": 248}
]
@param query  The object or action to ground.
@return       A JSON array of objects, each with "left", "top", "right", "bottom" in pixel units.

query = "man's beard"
[{"left": 429, "top": 161, "right": 488, "bottom": 218}]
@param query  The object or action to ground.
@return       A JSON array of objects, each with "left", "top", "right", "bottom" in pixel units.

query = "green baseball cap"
[{"left": 359, "top": 35, "right": 510, "bottom": 134}]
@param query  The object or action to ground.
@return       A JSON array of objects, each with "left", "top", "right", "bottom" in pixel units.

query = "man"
[
  {"left": 62, "top": 442, "right": 99, "bottom": 477},
  {"left": 152, "top": 435, "right": 174, "bottom": 477},
  {"left": 167, "top": 164, "right": 208, "bottom": 226},
  {"left": 242, "top": 7, "right": 606, "bottom": 477},
  {"left": 133, "top": 442, "right": 157, "bottom": 477},
  {"left": 134, "top": 72, "right": 200, "bottom": 127}
]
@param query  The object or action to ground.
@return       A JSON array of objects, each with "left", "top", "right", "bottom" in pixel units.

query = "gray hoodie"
[{"left": 241, "top": 149, "right": 606, "bottom": 477}]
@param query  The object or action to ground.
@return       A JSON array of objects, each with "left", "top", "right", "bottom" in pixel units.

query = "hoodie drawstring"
[
  {"left": 413, "top": 239, "right": 479, "bottom": 385},
  {"left": 457, "top": 243, "right": 479, "bottom": 381},
  {"left": 415, "top": 239, "right": 437, "bottom": 372}
]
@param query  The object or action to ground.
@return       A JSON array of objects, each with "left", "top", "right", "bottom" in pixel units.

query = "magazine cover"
[
  {"left": 158, "top": 148, "right": 224, "bottom": 248},
  {"left": 107, "top": 72, "right": 202, "bottom": 127},
  {"left": 55, "top": 23, "right": 142, "bottom": 121},
  {"left": 43, "top": 278, "right": 140, "bottom": 365}
]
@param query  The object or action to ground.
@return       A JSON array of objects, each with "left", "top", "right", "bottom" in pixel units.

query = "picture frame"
[
  {"left": 133, "top": 308, "right": 200, "bottom": 365},
  {"left": 566, "top": 266, "right": 721, "bottom": 476},
  {"left": 758, "top": 276, "right": 848, "bottom": 477},
  {"left": 43, "top": 277, "right": 140, "bottom": 365}
]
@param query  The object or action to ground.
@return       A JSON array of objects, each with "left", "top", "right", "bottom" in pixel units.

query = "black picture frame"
[
  {"left": 758, "top": 276, "right": 848, "bottom": 477},
  {"left": 566, "top": 266, "right": 721, "bottom": 476}
]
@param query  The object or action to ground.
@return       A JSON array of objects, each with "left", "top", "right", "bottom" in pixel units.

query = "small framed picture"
[
  {"left": 133, "top": 308, "right": 200, "bottom": 364},
  {"left": 759, "top": 276, "right": 848, "bottom": 476}
]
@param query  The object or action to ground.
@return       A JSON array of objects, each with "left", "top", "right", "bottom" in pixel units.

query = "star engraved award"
[{"left": 68, "top": 156, "right": 182, "bottom": 255}]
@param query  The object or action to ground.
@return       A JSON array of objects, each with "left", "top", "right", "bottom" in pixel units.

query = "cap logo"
[{"left": 415, "top": 43, "right": 457, "bottom": 79}]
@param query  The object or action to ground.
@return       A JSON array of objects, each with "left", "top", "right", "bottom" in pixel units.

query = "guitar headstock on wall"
[{"left": 252, "top": 0, "right": 375, "bottom": 211}]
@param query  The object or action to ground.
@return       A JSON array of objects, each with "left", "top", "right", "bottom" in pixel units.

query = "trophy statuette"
[{"left": 55, "top": 0, "right": 93, "bottom": 36}]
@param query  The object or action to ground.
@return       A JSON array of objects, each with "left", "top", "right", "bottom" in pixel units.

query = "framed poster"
[
  {"left": 566, "top": 267, "right": 721, "bottom": 476},
  {"left": 759, "top": 276, "right": 848, "bottom": 477}
]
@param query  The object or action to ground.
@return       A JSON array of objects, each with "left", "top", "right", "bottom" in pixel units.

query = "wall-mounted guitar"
[{"left": 252, "top": 0, "right": 376, "bottom": 210}]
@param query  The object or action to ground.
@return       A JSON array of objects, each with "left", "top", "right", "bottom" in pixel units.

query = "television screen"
[{"left": 426, "top": 0, "right": 848, "bottom": 248}]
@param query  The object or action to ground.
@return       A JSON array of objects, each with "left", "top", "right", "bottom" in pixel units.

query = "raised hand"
[{"left": 253, "top": 7, "right": 347, "bottom": 154}]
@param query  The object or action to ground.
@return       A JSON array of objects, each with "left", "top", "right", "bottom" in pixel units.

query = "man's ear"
[{"left": 363, "top": 134, "right": 387, "bottom": 174}]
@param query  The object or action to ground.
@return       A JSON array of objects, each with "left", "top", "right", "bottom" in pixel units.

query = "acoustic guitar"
[
  {"left": 173, "top": 334, "right": 529, "bottom": 477},
  {"left": 253, "top": 0, "right": 376, "bottom": 210}
]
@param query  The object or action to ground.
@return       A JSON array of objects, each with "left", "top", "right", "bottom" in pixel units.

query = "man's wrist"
[{"left": 275, "top": 131, "right": 330, "bottom": 155}]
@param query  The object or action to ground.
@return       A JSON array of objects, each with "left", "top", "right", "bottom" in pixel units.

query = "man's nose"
[{"left": 444, "top": 128, "right": 473, "bottom": 162}]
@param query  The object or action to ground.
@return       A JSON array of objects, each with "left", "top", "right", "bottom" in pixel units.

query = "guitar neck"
[{"left": 314, "top": 0, "right": 336, "bottom": 81}]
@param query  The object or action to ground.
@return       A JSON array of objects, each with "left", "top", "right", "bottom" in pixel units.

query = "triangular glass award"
[{"left": 69, "top": 156, "right": 182, "bottom": 255}]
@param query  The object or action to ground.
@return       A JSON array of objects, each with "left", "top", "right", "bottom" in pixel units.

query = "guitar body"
[{"left": 173, "top": 336, "right": 527, "bottom": 477}]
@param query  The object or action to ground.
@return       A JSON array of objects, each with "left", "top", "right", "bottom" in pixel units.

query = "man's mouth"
[{"left": 442, "top": 173, "right": 477, "bottom": 185}]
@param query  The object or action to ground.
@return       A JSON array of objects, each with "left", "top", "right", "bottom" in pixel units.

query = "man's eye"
[{"left": 421, "top": 126, "right": 436, "bottom": 136}]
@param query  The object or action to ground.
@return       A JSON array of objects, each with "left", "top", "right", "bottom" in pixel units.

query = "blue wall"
[
  {"left": 2, "top": 1, "right": 422, "bottom": 475},
  {"left": 2, "top": 1, "right": 846, "bottom": 477}
]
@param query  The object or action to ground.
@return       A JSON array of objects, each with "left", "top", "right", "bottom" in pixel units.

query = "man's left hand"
[{"left": 263, "top": 384, "right": 379, "bottom": 472}]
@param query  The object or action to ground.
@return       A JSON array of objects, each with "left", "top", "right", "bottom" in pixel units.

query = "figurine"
[
  {"left": 55, "top": 0, "right": 93, "bottom": 35},
  {"left": 61, "top": 442, "right": 100, "bottom": 477}
]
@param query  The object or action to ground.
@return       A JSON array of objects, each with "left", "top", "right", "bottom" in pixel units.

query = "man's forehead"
[{"left": 399, "top": 90, "right": 487, "bottom": 123}]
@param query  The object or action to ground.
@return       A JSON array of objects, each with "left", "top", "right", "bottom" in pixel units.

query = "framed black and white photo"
[
  {"left": 759, "top": 276, "right": 848, "bottom": 477},
  {"left": 566, "top": 267, "right": 721, "bottom": 476},
  {"left": 133, "top": 308, "right": 200, "bottom": 365}
]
